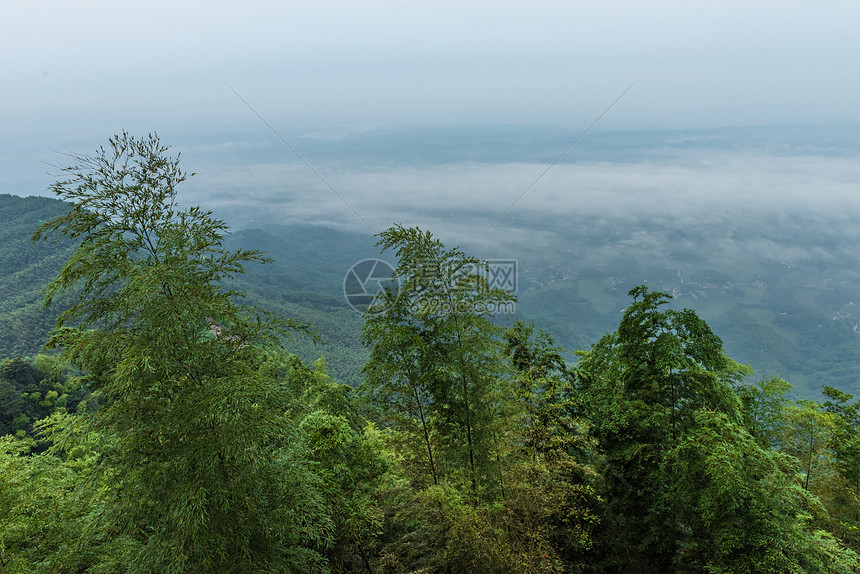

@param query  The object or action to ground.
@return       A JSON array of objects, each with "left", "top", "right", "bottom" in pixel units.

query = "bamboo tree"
[
  {"left": 737, "top": 375, "right": 793, "bottom": 447},
  {"left": 780, "top": 400, "right": 840, "bottom": 492},
  {"left": 502, "top": 321, "right": 600, "bottom": 568},
  {"left": 361, "top": 300, "right": 440, "bottom": 487},
  {"left": 361, "top": 225, "right": 514, "bottom": 496},
  {"left": 577, "top": 285, "right": 746, "bottom": 571},
  {"left": 668, "top": 409, "right": 859, "bottom": 573},
  {"left": 33, "top": 133, "right": 331, "bottom": 573}
]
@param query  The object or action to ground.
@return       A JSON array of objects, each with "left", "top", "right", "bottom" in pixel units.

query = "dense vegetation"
[{"left": 2, "top": 134, "right": 860, "bottom": 572}]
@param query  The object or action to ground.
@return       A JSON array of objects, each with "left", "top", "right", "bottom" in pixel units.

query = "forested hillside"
[
  {"left": 508, "top": 210, "right": 860, "bottom": 397},
  {"left": 0, "top": 194, "right": 77, "bottom": 358},
  {"left": 4, "top": 189, "right": 860, "bottom": 396},
  {"left": 223, "top": 225, "right": 376, "bottom": 385},
  {"left": 0, "top": 194, "right": 374, "bottom": 384},
  {"left": 2, "top": 134, "right": 860, "bottom": 572}
]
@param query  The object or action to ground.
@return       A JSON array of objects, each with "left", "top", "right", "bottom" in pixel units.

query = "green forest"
[{"left": 3, "top": 133, "right": 860, "bottom": 573}]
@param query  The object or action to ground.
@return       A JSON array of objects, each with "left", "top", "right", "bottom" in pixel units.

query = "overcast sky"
[{"left": 4, "top": 0, "right": 860, "bottom": 137}]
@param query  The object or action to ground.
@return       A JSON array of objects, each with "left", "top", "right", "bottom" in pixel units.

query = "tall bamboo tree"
[
  {"left": 361, "top": 225, "right": 514, "bottom": 496},
  {"left": 577, "top": 286, "right": 745, "bottom": 572},
  {"left": 34, "top": 133, "right": 331, "bottom": 573}
]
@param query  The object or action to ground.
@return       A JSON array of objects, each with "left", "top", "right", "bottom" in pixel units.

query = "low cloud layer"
[{"left": 180, "top": 149, "right": 860, "bottom": 258}]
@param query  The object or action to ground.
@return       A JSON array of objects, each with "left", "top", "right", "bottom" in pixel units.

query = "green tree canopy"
[
  {"left": 577, "top": 286, "right": 749, "bottom": 571},
  {"left": 361, "top": 224, "right": 515, "bottom": 495},
  {"left": 33, "top": 132, "right": 331, "bottom": 573}
]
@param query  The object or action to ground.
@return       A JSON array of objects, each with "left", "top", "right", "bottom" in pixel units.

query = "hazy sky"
[{"left": 4, "top": 0, "right": 860, "bottom": 138}]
